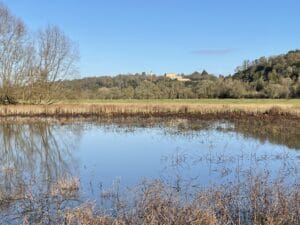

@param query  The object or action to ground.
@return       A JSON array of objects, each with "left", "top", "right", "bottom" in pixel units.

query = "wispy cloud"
[{"left": 191, "top": 48, "right": 237, "bottom": 55}]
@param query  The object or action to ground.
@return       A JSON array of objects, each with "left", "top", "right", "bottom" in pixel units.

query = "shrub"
[{"left": 0, "top": 95, "right": 17, "bottom": 105}]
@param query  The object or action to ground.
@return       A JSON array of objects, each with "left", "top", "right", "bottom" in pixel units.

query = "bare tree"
[
  {"left": 31, "top": 25, "right": 79, "bottom": 103},
  {"left": 0, "top": 3, "right": 79, "bottom": 104},
  {"left": 0, "top": 3, "right": 33, "bottom": 103}
]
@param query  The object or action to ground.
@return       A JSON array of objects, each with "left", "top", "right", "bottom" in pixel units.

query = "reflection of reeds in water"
[
  {"left": 51, "top": 177, "right": 80, "bottom": 198},
  {"left": 60, "top": 142, "right": 299, "bottom": 225},
  {"left": 62, "top": 176, "right": 299, "bottom": 225},
  {"left": 0, "top": 104, "right": 299, "bottom": 118},
  {"left": 0, "top": 158, "right": 298, "bottom": 224},
  {"left": 0, "top": 119, "right": 298, "bottom": 224},
  {"left": 1, "top": 145, "right": 296, "bottom": 225}
]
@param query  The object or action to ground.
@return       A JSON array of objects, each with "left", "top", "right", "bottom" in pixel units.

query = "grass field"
[
  {"left": 0, "top": 99, "right": 299, "bottom": 118},
  {"left": 62, "top": 98, "right": 300, "bottom": 106}
]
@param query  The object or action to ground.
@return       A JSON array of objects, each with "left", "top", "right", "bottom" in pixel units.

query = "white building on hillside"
[{"left": 165, "top": 73, "right": 190, "bottom": 82}]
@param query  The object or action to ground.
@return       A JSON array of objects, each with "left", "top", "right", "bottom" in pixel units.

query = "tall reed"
[
  {"left": 62, "top": 177, "right": 299, "bottom": 225},
  {"left": 0, "top": 103, "right": 299, "bottom": 118}
]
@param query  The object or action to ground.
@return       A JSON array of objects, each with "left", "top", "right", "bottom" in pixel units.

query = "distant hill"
[
  {"left": 60, "top": 50, "right": 300, "bottom": 99},
  {"left": 233, "top": 50, "right": 300, "bottom": 83}
]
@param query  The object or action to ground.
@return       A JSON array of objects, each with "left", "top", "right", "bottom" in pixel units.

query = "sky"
[{"left": 2, "top": 0, "right": 300, "bottom": 76}]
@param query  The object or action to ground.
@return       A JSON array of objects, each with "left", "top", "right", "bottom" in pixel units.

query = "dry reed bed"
[
  {"left": 12, "top": 176, "right": 299, "bottom": 225},
  {"left": 63, "top": 178, "right": 299, "bottom": 225},
  {"left": 0, "top": 103, "right": 299, "bottom": 119}
]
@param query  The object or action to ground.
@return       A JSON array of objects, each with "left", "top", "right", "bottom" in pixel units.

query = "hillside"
[
  {"left": 61, "top": 71, "right": 220, "bottom": 99},
  {"left": 233, "top": 50, "right": 300, "bottom": 82},
  {"left": 60, "top": 51, "right": 300, "bottom": 99}
]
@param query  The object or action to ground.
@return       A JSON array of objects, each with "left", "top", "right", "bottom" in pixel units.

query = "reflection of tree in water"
[
  {"left": 0, "top": 117, "right": 298, "bottom": 222},
  {"left": 231, "top": 119, "right": 300, "bottom": 149},
  {"left": 87, "top": 117, "right": 300, "bottom": 149},
  {"left": 0, "top": 121, "right": 83, "bottom": 223},
  {"left": 159, "top": 118, "right": 300, "bottom": 150}
]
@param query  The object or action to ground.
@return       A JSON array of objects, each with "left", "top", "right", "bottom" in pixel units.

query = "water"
[
  {"left": 78, "top": 124, "right": 298, "bottom": 197},
  {"left": 0, "top": 118, "right": 299, "bottom": 222}
]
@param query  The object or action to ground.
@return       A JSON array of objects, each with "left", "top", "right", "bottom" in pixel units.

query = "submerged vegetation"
[
  {"left": 63, "top": 177, "right": 300, "bottom": 225},
  {"left": 2, "top": 174, "right": 299, "bottom": 224}
]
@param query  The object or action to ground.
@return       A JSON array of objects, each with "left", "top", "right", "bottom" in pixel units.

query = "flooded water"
[{"left": 0, "top": 118, "right": 299, "bottom": 223}]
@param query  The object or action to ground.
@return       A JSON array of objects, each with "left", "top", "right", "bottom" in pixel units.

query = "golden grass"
[{"left": 0, "top": 102, "right": 299, "bottom": 118}]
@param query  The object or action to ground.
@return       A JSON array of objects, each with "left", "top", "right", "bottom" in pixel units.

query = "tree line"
[{"left": 62, "top": 58, "right": 300, "bottom": 99}]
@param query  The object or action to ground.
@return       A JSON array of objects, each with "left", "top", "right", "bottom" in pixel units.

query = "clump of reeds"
[
  {"left": 61, "top": 177, "right": 300, "bottom": 225},
  {"left": 63, "top": 204, "right": 115, "bottom": 225},
  {"left": 63, "top": 181, "right": 218, "bottom": 225},
  {"left": 51, "top": 177, "right": 80, "bottom": 198}
]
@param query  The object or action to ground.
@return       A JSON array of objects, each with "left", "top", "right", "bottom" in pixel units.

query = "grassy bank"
[{"left": 0, "top": 99, "right": 300, "bottom": 119}]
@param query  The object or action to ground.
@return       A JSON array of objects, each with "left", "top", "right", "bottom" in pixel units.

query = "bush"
[
  {"left": 0, "top": 95, "right": 17, "bottom": 105},
  {"left": 215, "top": 79, "right": 248, "bottom": 98},
  {"left": 265, "top": 84, "right": 291, "bottom": 98}
]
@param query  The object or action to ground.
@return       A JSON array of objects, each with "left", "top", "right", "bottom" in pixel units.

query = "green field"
[{"left": 62, "top": 98, "right": 300, "bottom": 106}]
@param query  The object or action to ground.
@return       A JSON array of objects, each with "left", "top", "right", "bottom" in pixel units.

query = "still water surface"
[
  {"left": 0, "top": 118, "right": 299, "bottom": 222},
  {"left": 78, "top": 122, "right": 299, "bottom": 197}
]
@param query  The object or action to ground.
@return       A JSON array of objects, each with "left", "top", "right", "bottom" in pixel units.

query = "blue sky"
[{"left": 2, "top": 0, "right": 300, "bottom": 76}]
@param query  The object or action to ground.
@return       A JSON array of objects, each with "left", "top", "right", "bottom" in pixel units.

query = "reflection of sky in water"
[
  {"left": 0, "top": 120, "right": 299, "bottom": 223},
  {"left": 75, "top": 123, "right": 299, "bottom": 200}
]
